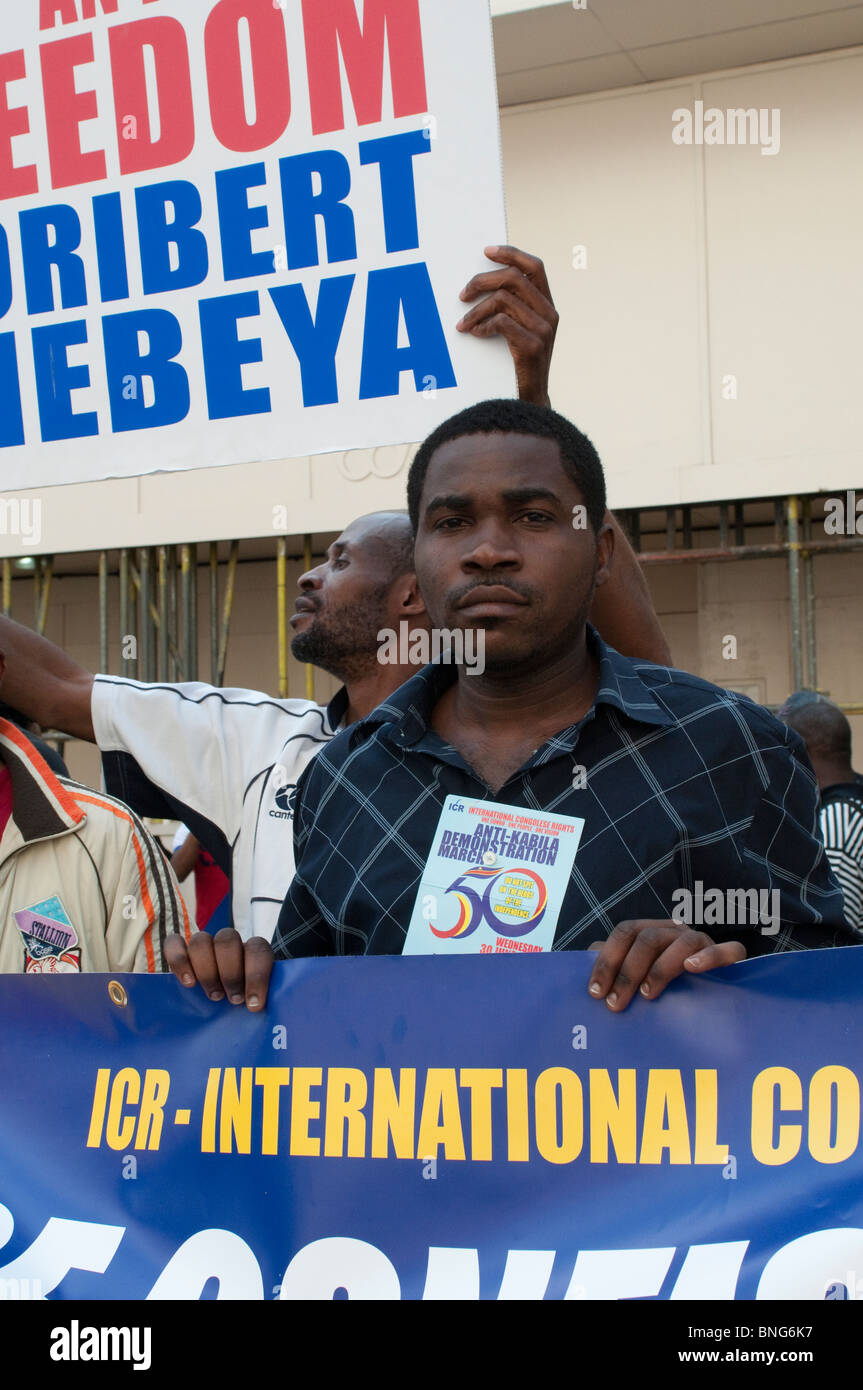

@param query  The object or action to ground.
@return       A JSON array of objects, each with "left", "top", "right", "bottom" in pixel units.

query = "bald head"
[
  {"left": 290, "top": 510, "right": 424, "bottom": 686},
  {"left": 345, "top": 511, "right": 415, "bottom": 583},
  {"left": 780, "top": 697, "right": 851, "bottom": 762},
  {"left": 778, "top": 692, "right": 857, "bottom": 790}
]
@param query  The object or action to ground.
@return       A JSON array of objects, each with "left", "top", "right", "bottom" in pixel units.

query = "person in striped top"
[{"left": 779, "top": 692, "right": 863, "bottom": 931}]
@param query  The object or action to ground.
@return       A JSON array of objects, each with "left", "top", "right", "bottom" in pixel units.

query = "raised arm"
[
  {"left": 458, "top": 244, "right": 557, "bottom": 407},
  {"left": 589, "top": 514, "right": 672, "bottom": 666},
  {"left": 0, "top": 617, "right": 95, "bottom": 740},
  {"left": 458, "top": 250, "right": 671, "bottom": 666}
]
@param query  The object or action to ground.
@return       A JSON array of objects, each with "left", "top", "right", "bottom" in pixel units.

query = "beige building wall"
[{"left": 500, "top": 48, "right": 863, "bottom": 509}]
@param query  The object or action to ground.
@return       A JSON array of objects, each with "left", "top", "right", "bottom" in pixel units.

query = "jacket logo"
[
  {"left": 269, "top": 783, "right": 298, "bottom": 821},
  {"left": 14, "top": 895, "right": 81, "bottom": 974}
]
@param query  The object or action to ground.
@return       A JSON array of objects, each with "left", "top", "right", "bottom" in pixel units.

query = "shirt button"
[{"left": 482, "top": 851, "right": 497, "bottom": 867}]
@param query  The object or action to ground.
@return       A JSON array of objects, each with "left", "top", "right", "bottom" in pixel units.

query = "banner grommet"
[{"left": 107, "top": 981, "right": 128, "bottom": 1008}]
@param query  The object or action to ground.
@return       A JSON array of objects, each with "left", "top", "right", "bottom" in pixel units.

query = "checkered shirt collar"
[{"left": 353, "top": 625, "right": 675, "bottom": 750}]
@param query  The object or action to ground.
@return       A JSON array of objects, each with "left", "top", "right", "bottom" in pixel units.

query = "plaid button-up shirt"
[{"left": 272, "top": 629, "right": 853, "bottom": 958}]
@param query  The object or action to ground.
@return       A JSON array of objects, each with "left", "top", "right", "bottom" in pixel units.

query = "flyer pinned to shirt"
[{"left": 404, "top": 795, "right": 585, "bottom": 955}]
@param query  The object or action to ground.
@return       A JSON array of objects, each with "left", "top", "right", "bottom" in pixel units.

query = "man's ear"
[
  {"left": 593, "top": 520, "right": 615, "bottom": 590},
  {"left": 393, "top": 571, "right": 428, "bottom": 619}
]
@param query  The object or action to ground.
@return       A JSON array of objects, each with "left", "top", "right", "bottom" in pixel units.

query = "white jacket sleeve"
[{"left": 91, "top": 677, "right": 327, "bottom": 845}]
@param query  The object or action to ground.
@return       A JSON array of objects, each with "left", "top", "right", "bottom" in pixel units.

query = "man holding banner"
[
  {"left": 0, "top": 3, "right": 675, "bottom": 950},
  {"left": 0, "top": 250, "right": 670, "bottom": 949},
  {"left": 165, "top": 399, "right": 855, "bottom": 1010}
]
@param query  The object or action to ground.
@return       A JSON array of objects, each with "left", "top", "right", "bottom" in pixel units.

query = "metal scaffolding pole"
[
  {"left": 138, "top": 547, "right": 152, "bottom": 682},
  {"left": 216, "top": 541, "right": 239, "bottom": 689},
  {"left": 158, "top": 547, "right": 169, "bottom": 681},
  {"left": 734, "top": 502, "right": 746, "bottom": 547},
  {"left": 188, "top": 544, "right": 198, "bottom": 681},
  {"left": 277, "top": 536, "right": 288, "bottom": 699},
  {"left": 181, "top": 544, "right": 198, "bottom": 681},
  {"left": 169, "top": 545, "right": 179, "bottom": 682},
  {"left": 2, "top": 559, "right": 11, "bottom": 617},
  {"left": 633, "top": 491, "right": 861, "bottom": 701},
  {"left": 98, "top": 551, "right": 108, "bottom": 674},
  {"left": 786, "top": 497, "right": 804, "bottom": 693},
  {"left": 34, "top": 557, "right": 53, "bottom": 636},
  {"left": 802, "top": 498, "right": 817, "bottom": 691},
  {"left": 119, "top": 549, "right": 136, "bottom": 677},
  {"left": 638, "top": 537, "right": 863, "bottom": 565},
  {"left": 209, "top": 542, "right": 219, "bottom": 686},
  {"left": 773, "top": 499, "right": 785, "bottom": 544}
]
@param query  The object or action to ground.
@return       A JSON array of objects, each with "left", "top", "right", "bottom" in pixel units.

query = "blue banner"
[{"left": 0, "top": 950, "right": 861, "bottom": 1301}]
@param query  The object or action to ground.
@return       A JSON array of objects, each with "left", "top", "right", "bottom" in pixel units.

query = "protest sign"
[
  {"left": 0, "top": 1, "right": 513, "bottom": 489},
  {"left": 0, "top": 950, "right": 861, "bottom": 1300}
]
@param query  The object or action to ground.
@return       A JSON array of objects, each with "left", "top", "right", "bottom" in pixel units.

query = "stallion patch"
[{"left": 14, "top": 895, "right": 81, "bottom": 974}]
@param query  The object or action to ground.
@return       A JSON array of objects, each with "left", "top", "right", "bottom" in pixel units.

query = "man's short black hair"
[
  {"left": 779, "top": 693, "right": 852, "bottom": 762},
  {"left": 407, "top": 399, "right": 607, "bottom": 535},
  {"left": 778, "top": 689, "right": 823, "bottom": 716}
]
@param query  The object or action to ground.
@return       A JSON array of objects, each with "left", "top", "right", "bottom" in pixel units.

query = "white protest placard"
[{"left": 0, "top": 0, "right": 514, "bottom": 490}]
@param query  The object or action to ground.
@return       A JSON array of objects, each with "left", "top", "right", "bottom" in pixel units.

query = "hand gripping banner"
[{"left": 0, "top": 950, "right": 861, "bottom": 1300}]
